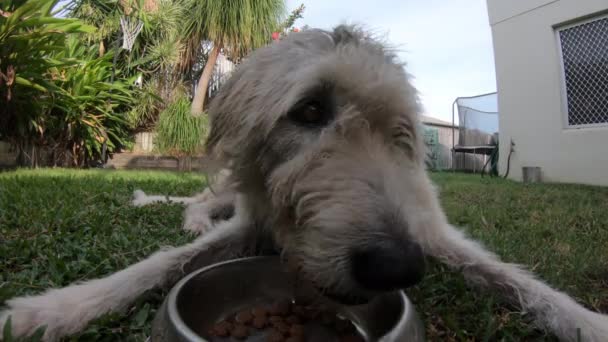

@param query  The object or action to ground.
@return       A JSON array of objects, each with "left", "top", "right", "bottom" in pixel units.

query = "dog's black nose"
[{"left": 351, "top": 238, "right": 425, "bottom": 291}]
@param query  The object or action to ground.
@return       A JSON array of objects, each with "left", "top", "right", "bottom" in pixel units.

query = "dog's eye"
[{"left": 289, "top": 101, "right": 329, "bottom": 127}]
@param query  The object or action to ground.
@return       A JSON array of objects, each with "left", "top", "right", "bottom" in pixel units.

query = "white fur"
[
  {"left": 132, "top": 189, "right": 213, "bottom": 232},
  {"left": 5, "top": 188, "right": 604, "bottom": 342},
  {"left": 132, "top": 186, "right": 234, "bottom": 235},
  {"left": 132, "top": 189, "right": 199, "bottom": 207},
  {"left": 137, "top": 175, "right": 608, "bottom": 342},
  {"left": 435, "top": 223, "right": 608, "bottom": 342},
  {"left": 181, "top": 191, "right": 235, "bottom": 234},
  {"left": 405, "top": 177, "right": 608, "bottom": 342},
  {"left": 0, "top": 207, "right": 248, "bottom": 341}
]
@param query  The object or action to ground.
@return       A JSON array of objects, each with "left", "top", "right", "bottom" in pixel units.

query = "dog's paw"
[
  {"left": 578, "top": 311, "right": 608, "bottom": 342},
  {"left": 182, "top": 203, "right": 215, "bottom": 235},
  {"left": 182, "top": 216, "right": 213, "bottom": 235},
  {"left": 547, "top": 306, "right": 608, "bottom": 342},
  {"left": 132, "top": 189, "right": 148, "bottom": 207},
  {"left": 0, "top": 303, "right": 53, "bottom": 341},
  {"left": 0, "top": 290, "right": 103, "bottom": 342}
]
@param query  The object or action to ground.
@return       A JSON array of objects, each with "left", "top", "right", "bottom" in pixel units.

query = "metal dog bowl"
[{"left": 150, "top": 256, "right": 425, "bottom": 341}]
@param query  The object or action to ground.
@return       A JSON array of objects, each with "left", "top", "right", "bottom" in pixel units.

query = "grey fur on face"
[{"left": 206, "top": 25, "right": 428, "bottom": 301}]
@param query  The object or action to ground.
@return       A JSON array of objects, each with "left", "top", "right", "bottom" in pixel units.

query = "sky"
[
  {"left": 286, "top": 0, "right": 497, "bottom": 123},
  {"left": 53, "top": 0, "right": 497, "bottom": 123}
]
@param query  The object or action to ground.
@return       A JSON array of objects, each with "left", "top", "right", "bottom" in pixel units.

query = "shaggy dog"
[
  {"left": 1, "top": 25, "right": 607, "bottom": 342},
  {"left": 132, "top": 168, "right": 235, "bottom": 234}
]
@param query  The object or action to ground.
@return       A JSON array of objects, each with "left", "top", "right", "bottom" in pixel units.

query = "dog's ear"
[
  {"left": 331, "top": 24, "right": 377, "bottom": 46},
  {"left": 204, "top": 116, "right": 231, "bottom": 178},
  {"left": 204, "top": 102, "right": 229, "bottom": 162},
  {"left": 204, "top": 66, "right": 246, "bottom": 172},
  {"left": 332, "top": 25, "right": 358, "bottom": 44}
]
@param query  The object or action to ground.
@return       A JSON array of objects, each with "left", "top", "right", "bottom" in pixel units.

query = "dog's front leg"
[
  {"left": 0, "top": 213, "right": 253, "bottom": 341},
  {"left": 132, "top": 189, "right": 200, "bottom": 206},
  {"left": 417, "top": 211, "right": 608, "bottom": 342},
  {"left": 182, "top": 191, "right": 236, "bottom": 234}
]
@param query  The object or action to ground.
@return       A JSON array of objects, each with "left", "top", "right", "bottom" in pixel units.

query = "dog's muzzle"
[{"left": 350, "top": 237, "right": 426, "bottom": 292}]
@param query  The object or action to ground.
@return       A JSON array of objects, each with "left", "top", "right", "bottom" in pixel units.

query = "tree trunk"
[{"left": 191, "top": 42, "right": 222, "bottom": 116}]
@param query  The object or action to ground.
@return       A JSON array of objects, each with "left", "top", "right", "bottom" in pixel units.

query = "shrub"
[
  {"left": 154, "top": 93, "right": 208, "bottom": 157},
  {"left": 46, "top": 36, "right": 137, "bottom": 166},
  {"left": 0, "top": 0, "right": 96, "bottom": 166},
  {"left": 0, "top": 0, "right": 137, "bottom": 167}
]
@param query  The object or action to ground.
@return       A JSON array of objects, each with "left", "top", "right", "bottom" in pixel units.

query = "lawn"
[{"left": 1, "top": 169, "right": 607, "bottom": 341}]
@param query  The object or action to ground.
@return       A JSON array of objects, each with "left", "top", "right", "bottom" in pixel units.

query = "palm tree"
[{"left": 186, "top": 0, "right": 285, "bottom": 115}]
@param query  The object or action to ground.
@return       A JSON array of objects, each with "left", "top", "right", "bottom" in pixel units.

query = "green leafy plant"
[
  {"left": 0, "top": 0, "right": 97, "bottom": 166},
  {"left": 127, "top": 77, "right": 164, "bottom": 130},
  {"left": 46, "top": 35, "right": 137, "bottom": 166},
  {"left": 274, "top": 3, "right": 305, "bottom": 39},
  {"left": 71, "top": 0, "right": 188, "bottom": 131},
  {"left": 1, "top": 0, "right": 297, "bottom": 167},
  {"left": 154, "top": 92, "right": 208, "bottom": 157}
]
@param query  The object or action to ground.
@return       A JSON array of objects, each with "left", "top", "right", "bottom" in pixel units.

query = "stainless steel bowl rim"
[
  {"left": 165, "top": 256, "right": 418, "bottom": 342},
  {"left": 165, "top": 257, "right": 248, "bottom": 342}
]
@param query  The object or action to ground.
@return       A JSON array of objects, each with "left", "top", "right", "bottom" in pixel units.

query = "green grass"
[
  {"left": 0, "top": 169, "right": 204, "bottom": 341},
  {"left": 1, "top": 169, "right": 607, "bottom": 341}
]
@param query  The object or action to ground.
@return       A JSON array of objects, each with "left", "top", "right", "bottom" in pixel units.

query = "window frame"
[{"left": 555, "top": 13, "right": 608, "bottom": 129}]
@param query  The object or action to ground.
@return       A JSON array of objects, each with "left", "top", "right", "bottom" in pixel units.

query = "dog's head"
[{"left": 207, "top": 25, "right": 432, "bottom": 304}]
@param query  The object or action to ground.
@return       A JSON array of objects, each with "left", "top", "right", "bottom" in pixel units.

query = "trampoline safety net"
[
  {"left": 453, "top": 92, "right": 499, "bottom": 148},
  {"left": 451, "top": 92, "right": 499, "bottom": 173}
]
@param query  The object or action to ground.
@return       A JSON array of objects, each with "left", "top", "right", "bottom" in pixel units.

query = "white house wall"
[
  {"left": 487, "top": 0, "right": 558, "bottom": 25},
  {"left": 487, "top": 0, "right": 608, "bottom": 186}
]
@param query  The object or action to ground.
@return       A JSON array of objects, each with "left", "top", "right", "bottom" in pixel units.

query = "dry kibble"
[
  {"left": 291, "top": 305, "right": 305, "bottom": 316},
  {"left": 253, "top": 315, "right": 268, "bottom": 329},
  {"left": 269, "top": 303, "right": 281, "bottom": 315},
  {"left": 208, "top": 327, "right": 227, "bottom": 338},
  {"left": 274, "top": 321, "right": 291, "bottom": 335},
  {"left": 266, "top": 328, "right": 285, "bottom": 342},
  {"left": 252, "top": 306, "right": 268, "bottom": 317},
  {"left": 270, "top": 300, "right": 291, "bottom": 316},
  {"left": 231, "top": 324, "right": 249, "bottom": 339},
  {"left": 285, "top": 315, "right": 300, "bottom": 325},
  {"left": 209, "top": 299, "right": 365, "bottom": 341},
  {"left": 293, "top": 306, "right": 311, "bottom": 321},
  {"left": 302, "top": 306, "right": 320, "bottom": 320},
  {"left": 217, "top": 320, "right": 233, "bottom": 330},
  {"left": 235, "top": 310, "right": 253, "bottom": 324},
  {"left": 209, "top": 320, "right": 232, "bottom": 337},
  {"left": 293, "top": 295, "right": 313, "bottom": 306},
  {"left": 269, "top": 315, "right": 284, "bottom": 325},
  {"left": 289, "top": 324, "right": 305, "bottom": 337}
]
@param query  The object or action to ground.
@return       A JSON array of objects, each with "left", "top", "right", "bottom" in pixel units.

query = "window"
[{"left": 557, "top": 14, "right": 608, "bottom": 127}]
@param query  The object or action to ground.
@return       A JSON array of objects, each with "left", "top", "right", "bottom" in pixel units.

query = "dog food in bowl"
[{"left": 208, "top": 299, "right": 365, "bottom": 341}]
